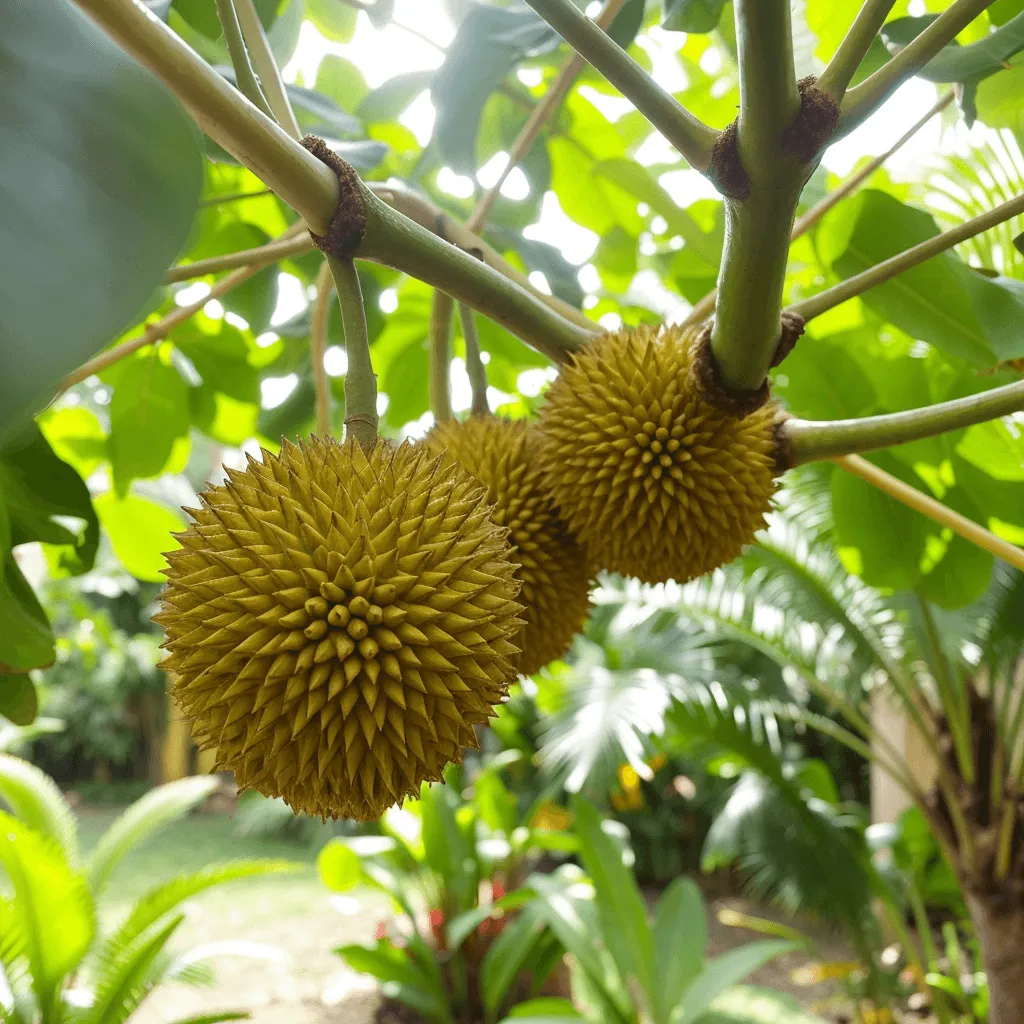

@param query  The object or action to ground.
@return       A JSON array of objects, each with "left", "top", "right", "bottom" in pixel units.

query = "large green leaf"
[
  {"left": 480, "top": 905, "right": 547, "bottom": 1017},
  {"left": 0, "top": 0, "right": 202, "bottom": 433},
  {"left": 652, "top": 877, "right": 706, "bottom": 1023},
  {"left": 94, "top": 493, "right": 185, "bottom": 584},
  {"left": 662, "top": 0, "right": 728, "bottom": 33}
]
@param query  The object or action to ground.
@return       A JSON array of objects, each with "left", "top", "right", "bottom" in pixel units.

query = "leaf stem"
[
  {"left": 519, "top": 0, "right": 719, "bottom": 170},
  {"left": 829, "top": 455, "right": 1024, "bottom": 573},
  {"left": 233, "top": 0, "right": 302, "bottom": 138},
  {"left": 330, "top": 256, "right": 378, "bottom": 448},
  {"left": 785, "top": 378, "right": 1024, "bottom": 462},
  {"left": 818, "top": 0, "right": 899, "bottom": 99},
  {"left": 430, "top": 292, "right": 455, "bottom": 423},
  {"left": 839, "top": 0, "right": 996, "bottom": 134},
  {"left": 310, "top": 261, "right": 334, "bottom": 438},
  {"left": 73, "top": 0, "right": 338, "bottom": 235},
  {"left": 789, "top": 191, "right": 1024, "bottom": 323},
  {"left": 214, "top": 0, "right": 275, "bottom": 120},
  {"left": 165, "top": 223, "right": 310, "bottom": 283},
  {"left": 459, "top": 305, "right": 491, "bottom": 417}
]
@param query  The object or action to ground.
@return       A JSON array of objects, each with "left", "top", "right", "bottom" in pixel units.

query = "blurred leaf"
[
  {"left": 0, "top": 675, "right": 38, "bottom": 727},
  {"left": 315, "top": 54, "right": 369, "bottom": 114},
  {"left": 94, "top": 493, "right": 185, "bottom": 584},
  {"left": 480, "top": 905, "right": 546, "bottom": 1016},
  {"left": 652, "top": 877, "right": 706, "bottom": 1022},
  {"left": 663, "top": 0, "right": 728, "bottom": 34},
  {"left": 38, "top": 407, "right": 107, "bottom": 481},
  {"left": 0, "top": 0, "right": 202, "bottom": 433},
  {"left": 358, "top": 71, "right": 435, "bottom": 122},
  {"left": 974, "top": 53, "right": 1024, "bottom": 130},
  {"left": 305, "top": 0, "right": 357, "bottom": 41},
  {"left": 318, "top": 840, "right": 361, "bottom": 892}
]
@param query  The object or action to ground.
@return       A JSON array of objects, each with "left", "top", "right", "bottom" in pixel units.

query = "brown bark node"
[{"left": 299, "top": 135, "right": 367, "bottom": 258}]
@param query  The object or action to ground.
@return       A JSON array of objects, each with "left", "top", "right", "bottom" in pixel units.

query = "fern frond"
[{"left": 0, "top": 754, "right": 78, "bottom": 864}]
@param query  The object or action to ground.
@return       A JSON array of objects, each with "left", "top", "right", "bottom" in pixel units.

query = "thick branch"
[
  {"left": 233, "top": 0, "right": 302, "bottom": 138},
  {"left": 430, "top": 292, "right": 455, "bottom": 422},
  {"left": 460, "top": 305, "right": 491, "bottom": 418},
  {"left": 831, "top": 455, "right": 1024, "bottom": 573},
  {"left": 310, "top": 260, "right": 334, "bottom": 438},
  {"left": 330, "top": 256, "right": 378, "bottom": 448},
  {"left": 785, "top": 378, "right": 1024, "bottom": 462},
  {"left": 818, "top": 0, "right": 898, "bottom": 100},
  {"left": 789, "top": 192, "right": 1024, "bottom": 323},
  {"left": 215, "top": 0, "right": 274, "bottom": 119},
  {"left": 839, "top": 0, "right": 996, "bottom": 134},
  {"left": 73, "top": 0, "right": 338, "bottom": 235},
  {"left": 519, "top": 0, "right": 719, "bottom": 170}
]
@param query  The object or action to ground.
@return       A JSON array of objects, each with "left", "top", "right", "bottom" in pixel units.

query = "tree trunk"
[{"left": 965, "top": 892, "right": 1024, "bottom": 1024}]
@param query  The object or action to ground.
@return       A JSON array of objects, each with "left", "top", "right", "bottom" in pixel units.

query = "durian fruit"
[
  {"left": 536, "top": 324, "right": 782, "bottom": 585},
  {"left": 425, "top": 417, "right": 591, "bottom": 675},
  {"left": 155, "top": 437, "right": 524, "bottom": 821}
]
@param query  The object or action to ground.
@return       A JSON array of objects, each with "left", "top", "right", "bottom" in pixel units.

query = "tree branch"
[
  {"left": 233, "top": 0, "right": 302, "bottom": 138},
  {"left": 818, "top": 0, "right": 898, "bottom": 100},
  {"left": 519, "top": 0, "right": 719, "bottom": 171},
  {"left": 430, "top": 291, "right": 454, "bottom": 422},
  {"left": 330, "top": 256, "right": 378, "bottom": 448},
  {"left": 839, "top": 0, "right": 996, "bottom": 134},
  {"left": 785, "top": 378, "right": 1024, "bottom": 462},
  {"left": 310, "top": 260, "right": 334, "bottom": 438},
  {"left": 215, "top": 0, "right": 274, "bottom": 120},
  {"left": 459, "top": 305, "right": 491, "bottom": 417},
  {"left": 831, "top": 455, "right": 1024, "bottom": 573},
  {"left": 165, "top": 223, "right": 310, "bottom": 283},
  {"left": 788, "top": 192, "right": 1024, "bottom": 323}
]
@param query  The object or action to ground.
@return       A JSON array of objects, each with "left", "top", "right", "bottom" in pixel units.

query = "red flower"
[
  {"left": 375, "top": 921, "right": 387, "bottom": 940},
  {"left": 429, "top": 908, "right": 446, "bottom": 949}
]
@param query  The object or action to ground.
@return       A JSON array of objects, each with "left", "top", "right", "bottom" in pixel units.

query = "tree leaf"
[
  {"left": 0, "top": 0, "right": 202, "bottom": 433},
  {"left": 652, "top": 877, "right": 706, "bottom": 1021},
  {"left": 94, "top": 494, "right": 185, "bottom": 584},
  {"left": 0, "top": 675, "right": 38, "bottom": 728},
  {"left": 662, "top": 0, "right": 728, "bottom": 33}
]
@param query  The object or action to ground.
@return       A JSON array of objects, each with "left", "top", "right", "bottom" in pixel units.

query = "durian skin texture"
[
  {"left": 536, "top": 324, "right": 781, "bottom": 585},
  {"left": 425, "top": 417, "right": 592, "bottom": 676},
  {"left": 156, "top": 438, "right": 524, "bottom": 821}
]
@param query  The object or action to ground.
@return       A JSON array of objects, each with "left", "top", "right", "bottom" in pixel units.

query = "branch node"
[
  {"left": 771, "top": 310, "right": 806, "bottom": 368},
  {"left": 780, "top": 77, "right": 841, "bottom": 165},
  {"left": 693, "top": 323, "right": 770, "bottom": 416},
  {"left": 300, "top": 135, "right": 366, "bottom": 257},
  {"left": 706, "top": 121, "right": 751, "bottom": 201}
]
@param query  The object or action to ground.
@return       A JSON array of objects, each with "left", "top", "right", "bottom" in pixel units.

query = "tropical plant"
[
  {"left": 0, "top": 756, "right": 293, "bottom": 1024},
  {"left": 318, "top": 764, "right": 576, "bottom": 1024}
]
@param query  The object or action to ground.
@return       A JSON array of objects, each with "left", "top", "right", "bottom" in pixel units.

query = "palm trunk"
[{"left": 965, "top": 892, "right": 1024, "bottom": 1024}]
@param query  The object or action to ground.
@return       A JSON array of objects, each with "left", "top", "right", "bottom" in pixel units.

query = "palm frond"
[
  {"left": 0, "top": 754, "right": 79, "bottom": 864},
  {"left": 87, "top": 776, "right": 219, "bottom": 896},
  {"left": 0, "top": 894, "right": 34, "bottom": 1023}
]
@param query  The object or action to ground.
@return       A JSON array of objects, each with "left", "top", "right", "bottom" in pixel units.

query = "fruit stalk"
[
  {"left": 331, "top": 256, "right": 378, "bottom": 448},
  {"left": 311, "top": 261, "right": 335, "bottom": 438},
  {"left": 459, "top": 305, "right": 491, "bottom": 418}
]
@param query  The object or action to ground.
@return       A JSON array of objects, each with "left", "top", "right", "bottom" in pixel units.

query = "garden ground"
[{"left": 77, "top": 805, "right": 857, "bottom": 1024}]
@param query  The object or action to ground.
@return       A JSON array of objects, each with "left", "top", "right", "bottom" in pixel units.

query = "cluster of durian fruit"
[{"left": 156, "top": 324, "right": 783, "bottom": 820}]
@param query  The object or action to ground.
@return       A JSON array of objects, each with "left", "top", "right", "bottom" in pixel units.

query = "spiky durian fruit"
[
  {"left": 536, "top": 324, "right": 782, "bottom": 585},
  {"left": 424, "top": 417, "right": 591, "bottom": 675},
  {"left": 155, "top": 437, "right": 524, "bottom": 821}
]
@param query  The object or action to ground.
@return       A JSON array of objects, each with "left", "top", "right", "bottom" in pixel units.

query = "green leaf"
[
  {"left": 88, "top": 776, "right": 219, "bottom": 894},
  {"left": 168, "top": 1015, "right": 251, "bottom": 1024},
  {"left": 571, "top": 797, "right": 655, "bottom": 1010},
  {"left": 0, "top": 810, "right": 95, "bottom": 1014},
  {"left": 0, "top": 754, "right": 78, "bottom": 864},
  {"left": 652, "top": 877, "right": 706, "bottom": 1021},
  {"left": 0, "top": 0, "right": 202, "bottom": 432},
  {"left": 357, "top": 71, "right": 435, "bottom": 122},
  {"left": 336, "top": 941, "right": 450, "bottom": 1022},
  {"left": 503, "top": 997, "right": 583, "bottom": 1019},
  {"left": 95, "top": 493, "right": 185, "bottom": 584},
  {"left": 316, "top": 54, "right": 370, "bottom": 114},
  {"left": 318, "top": 840, "right": 362, "bottom": 892},
  {"left": 0, "top": 675, "right": 38, "bottom": 728},
  {"left": 662, "top": 0, "right": 728, "bottom": 34},
  {"left": 0, "top": 507, "right": 52, "bottom": 674},
  {"left": 698, "top": 985, "right": 828, "bottom": 1023},
  {"left": 975, "top": 52, "right": 1024, "bottom": 130},
  {"left": 481, "top": 906, "right": 547, "bottom": 1016},
  {"left": 306, "top": 0, "right": 358, "bottom": 41},
  {"left": 38, "top": 407, "right": 108, "bottom": 481},
  {"left": 678, "top": 941, "right": 796, "bottom": 1024}
]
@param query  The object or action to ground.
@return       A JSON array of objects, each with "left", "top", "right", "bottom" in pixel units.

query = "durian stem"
[
  {"left": 518, "top": 0, "right": 719, "bottom": 171},
  {"left": 330, "top": 255, "right": 378, "bottom": 449},
  {"left": 214, "top": 0, "right": 275, "bottom": 121},
  {"left": 838, "top": 0, "right": 995, "bottom": 135},
  {"left": 788, "top": 191, "right": 1024, "bottom": 323},
  {"left": 817, "top": 0, "right": 898, "bottom": 100},
  {"left": 831, "top": 455, "right": 1024, "bottom": 573},
  {"left": 785, "top": 377, "right": 1024, "bottom": 462},
  {"left": 311, "top": 260, "right": 334, "bottom": 439},
  {"left": 430, "top": 292, "right": 455, "bottom": 423},
  {"left": 459, "top": 305, "right": 491, "bottom": 417},
  {"left": 165, "top": 222, "right": 310, "bottom": 282},
  {"left": 233, "top": 0, "right": 302, "bottom": 139}
]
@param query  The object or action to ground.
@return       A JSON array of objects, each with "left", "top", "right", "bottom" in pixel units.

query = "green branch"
[
  {"left": 330, "top": 256, "right": 378, "bottom": 449},
  {"left": 430, "top": 291, "right": 454, "bottom": 423},
  {"left": 459, "top": 305, "right": 491, "bottom": 418},
  {"left": 310, "top": 260, "right": 334, "bottom": 438},
  {"left": 784, "top": 378, "right": 1024, "bottom": 462},
  {"left": 789, "top": 191, "right": 1024, "bottom": 322},
  {"left": 519, "top": 0, "right": 719, "bottom": 170},
  {"left": 818, "top": 0, "right": 898, "bottom": 99},
  {"left": 215, "top": 0, "right": 274, "bottom": 120},
  {"left": 233, "top": 0, "right": 302, "bottom": 138},
  {"left": 839, "top": 0, "right": 996, "bottom": 134},
  {"left": 165, "top": 225, "right": 310, "bottom": 282}
]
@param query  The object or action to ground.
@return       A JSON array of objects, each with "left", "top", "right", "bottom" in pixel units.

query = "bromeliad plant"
[
  {"left": 0, "top": 756, "right": 293, "bottom": 1024},
  {"left": 317, "top": 765, "right": 576, "bottom": 1024}
]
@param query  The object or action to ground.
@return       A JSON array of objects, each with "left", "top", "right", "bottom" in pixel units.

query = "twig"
[
  {"left": 200, "top": 188, "right": 274, "bottom": 206},
  {"left": 831, "top": 455, "right": 1024, "bottom": 572},
  {"left": 330, "top": 256, "right": 378, "bottom": 448},
  {"left": 60, "top": 265, "right": 259, "bottom": 392},
  {"left": 460, "top": 305, "right": 491, "bottom": 417},
  {"left": 784, "top": 378, "right": 1024, "bottom": 462},
  {"left": 818, "top": 0, "right": 899, "bottom": 99},
  {"left": 678, "top": 92, "right": 954, "bottom": 332},
  {"left": 430, "top": 291, "right": 455, "bottom": 422},
  {"left": 310, "top": 260, "right": 334, "bottom": 438},
  {"left": 519, "top": 0, "right": 719, "bottom": 171},
  {"left": 788, "top": 192, "right": 1024, "bottom": 322},
  {"left": 214, "top": 0, "right": 274, "bottom": 120},
  {"left": 233, "top": 0, "right": 302, "bottom": 138},
  {"left": 839, "top": 0, "right": 996, "bottom": 134},
  {"left": 165, "top": 224, "right": 310, "bottom": 283}
]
